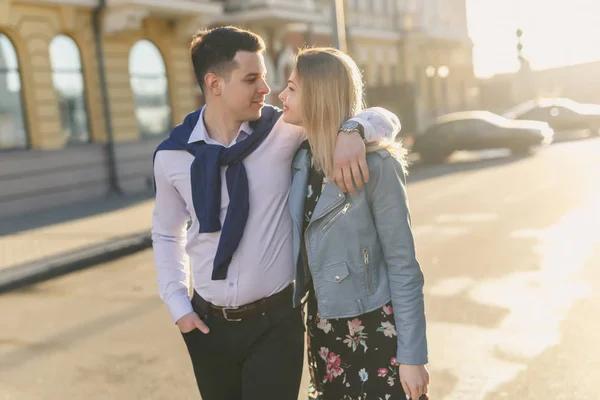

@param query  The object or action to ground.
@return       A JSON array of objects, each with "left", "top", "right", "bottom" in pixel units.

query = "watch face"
[{"left": 341, "top": 120, "right": 360, "bottom": 131}]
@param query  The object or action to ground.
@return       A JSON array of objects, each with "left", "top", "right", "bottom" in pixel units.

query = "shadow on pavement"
[
  {"left": 0, "top": 192, "right": 154, "bottom": 237},
  {"left": 0, "top": 297, "right": 162, "bottom": 373},
  {"left": 407, "top": 153, "right": 529, "bottom": 184}
]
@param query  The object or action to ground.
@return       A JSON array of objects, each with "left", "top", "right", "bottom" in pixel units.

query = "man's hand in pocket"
[{"left": 176, "top": 311, "right": 210, "bottom": 334}]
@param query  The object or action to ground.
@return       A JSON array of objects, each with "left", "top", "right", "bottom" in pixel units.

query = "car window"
[
  {"left": 457, "top": 119, "right": 489, "bottom": 133},
  {"left": 518, "top": 107, "right": 552, "bottom": 121},
  {"left": 553, "top": 106, "right": 578, "bottom": 117}
]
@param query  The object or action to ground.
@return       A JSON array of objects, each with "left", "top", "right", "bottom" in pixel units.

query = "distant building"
[{"left": 479, "top": 60, "right": 600, "bottom": 114}]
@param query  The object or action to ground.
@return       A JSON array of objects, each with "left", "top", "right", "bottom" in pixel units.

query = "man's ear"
[{"left": 204, "top": 73, "right": 221, "bottom": 96}]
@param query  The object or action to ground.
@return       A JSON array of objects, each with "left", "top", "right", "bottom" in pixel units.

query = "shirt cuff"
[
  {"left": 167, "top": 293, "right": 194, "bottom": 324},
  {"left": 347, "top": 116, "right": 370, "bottom": 140},
  {"left": 350, "top": 107, "right": 401, "bottom": 142}
]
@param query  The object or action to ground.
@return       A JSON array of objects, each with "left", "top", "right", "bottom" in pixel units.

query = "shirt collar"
[{"left": 188, "top": 107, "right": 253, "bottom": 146}]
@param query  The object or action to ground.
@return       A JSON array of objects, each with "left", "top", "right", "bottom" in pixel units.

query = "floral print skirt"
[{"left": 306, "top": 289, "right": 420, "bottom": 400}]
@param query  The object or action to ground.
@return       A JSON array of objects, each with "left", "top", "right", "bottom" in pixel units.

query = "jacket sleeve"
[
  {"left": 366, "top": 152, "right": 428, "bottom": 364},
  {"left": 352, "top": 107, "right": 401, "bottom": 142}
]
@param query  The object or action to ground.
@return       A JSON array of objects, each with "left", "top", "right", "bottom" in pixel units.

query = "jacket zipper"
[
  {"left": 363, "top": 248, "right": 373, "bottom": 295},
  {"left": 304, "top": 192, "right": 345, "bottom": 275},
  {"left": 321, "top": 202, "right": 351, "bottom": 232}
]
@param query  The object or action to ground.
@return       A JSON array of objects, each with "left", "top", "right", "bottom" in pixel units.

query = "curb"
[{"left": 0, "top": 232, "right": 152, "bottom": 293}]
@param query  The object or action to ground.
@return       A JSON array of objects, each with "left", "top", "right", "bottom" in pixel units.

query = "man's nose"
[{"left": 259, "top": 79, "right": 271, "bottom": 95}]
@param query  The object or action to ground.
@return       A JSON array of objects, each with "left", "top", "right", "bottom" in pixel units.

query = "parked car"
[
  {"left": 504, "top": 98, "right": 600, "bottom": 135},
  {"left": 412, "top": 111, "right": 554, "bottom": 164}
]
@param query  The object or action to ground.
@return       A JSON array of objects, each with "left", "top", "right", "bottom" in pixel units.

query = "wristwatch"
[{"left": 339, "top": 120, "right": 365, "bottom": 140}]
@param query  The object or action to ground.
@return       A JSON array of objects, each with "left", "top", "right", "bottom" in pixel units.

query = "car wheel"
[{"left": 509, "top": 144, "right": 533, "bottom": 156}]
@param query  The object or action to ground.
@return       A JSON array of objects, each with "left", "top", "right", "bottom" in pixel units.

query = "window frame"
[
  {"left": 49, "top": 34, "right": 91, "bottom": 145},
  {"left": 0, "top": 32, "right": 29, "bottom": 151},
  {"left": 128, "top": 40, "right": 172, "bottom": 139}
]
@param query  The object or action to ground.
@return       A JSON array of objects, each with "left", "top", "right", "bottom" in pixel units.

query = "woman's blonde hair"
[{"left": 295, "top": 47, "right": 407, "bottom": 177}]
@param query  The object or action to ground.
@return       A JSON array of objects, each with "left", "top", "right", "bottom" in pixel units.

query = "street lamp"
[
  {"left": 330, "top": 0, "right": 347, "bottom": 52},
  {"left": 425, "top": 65, "right": 436, "bottom": 78},
  {"left": 425, "top": 65, "right": 451, "bottom": 116},
  {"left": 437, "top": 65, "right": 450, "bottom": 78},
  {"left": 516, "top": 28, "right": 525, "bottom": 65},
  {"left": 437, "top": 66, "right": 450, "bottom": 112},
  {"left": 425, "top": 66, "right": 437, "bottom": 115}
]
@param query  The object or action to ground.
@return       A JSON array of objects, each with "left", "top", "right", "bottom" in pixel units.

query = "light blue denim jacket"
[{"left": 289, "top": 148, "right": 428, "bottom": 365}]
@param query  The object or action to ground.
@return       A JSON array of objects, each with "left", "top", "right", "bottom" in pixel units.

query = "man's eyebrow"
[{"left": 244, "top": 72, "right": 267, "bottom": 78}]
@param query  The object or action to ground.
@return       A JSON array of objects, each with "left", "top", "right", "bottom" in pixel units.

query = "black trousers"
[{"left": 181, "top": 302, "right": 305, "bottom": 400}]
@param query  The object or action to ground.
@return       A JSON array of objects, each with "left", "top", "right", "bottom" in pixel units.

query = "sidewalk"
[{"left": 0, "top": 193, "right": 155, "bottom": 292}]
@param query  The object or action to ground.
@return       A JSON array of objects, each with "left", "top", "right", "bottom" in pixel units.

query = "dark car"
[
  {"left": 504, "top": 98, "right": 600, "bottom": 135},
  {"left": 412, "top": 111, "right": 554, "bottom": 164}
]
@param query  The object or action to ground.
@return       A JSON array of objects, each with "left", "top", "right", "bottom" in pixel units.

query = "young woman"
[{"left": 279, "top": 47, "right": 430, "bottom": 400}]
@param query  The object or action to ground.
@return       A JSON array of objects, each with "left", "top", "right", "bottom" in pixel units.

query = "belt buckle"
[{"left": 221, "top": 307, "right": 242, "bottom": 322}]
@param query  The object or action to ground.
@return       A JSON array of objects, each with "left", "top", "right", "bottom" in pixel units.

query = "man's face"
[
  {"left": 279, "top": 68, "right": 303, "bottom": 126},
  {"left": 220, "top": 51, "right": 270, "bottom": 122}
]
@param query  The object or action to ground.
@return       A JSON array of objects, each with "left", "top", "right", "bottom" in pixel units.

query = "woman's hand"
[{"left": 398, "top": 364, "right": 429, "bottom": 400}]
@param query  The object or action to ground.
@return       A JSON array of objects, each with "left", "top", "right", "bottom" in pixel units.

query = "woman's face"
[{"left": 279, "top": 68, "right": 303, "bottom": 126}]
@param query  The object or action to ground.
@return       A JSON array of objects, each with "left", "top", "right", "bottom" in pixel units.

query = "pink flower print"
[
  {"left": 326, "top": 352, "right": 341, "bottom": 368},
  {"left": 343, "top": 332, "right": 369, "bottom": 353},
  {"left": 343, "top": 318, "right": 369, "bottom": 352},
  {"left": 323, "top": 352, "right": 344, "bottom": 383},
  {"left": 383, "top": 304, "right": 393, "bottom": 315},
  {"left": 377, "top": 321, "right": 397, "bottom": 338},
  {"left": 390, "top": 357, "right": 397, "bottom": 365},
  {"left": 317, "top": 317, "right": 333, "bottom": 334},
  {"left": 347, "top": 318, "right": 364, "bottom": 336},
  {"left": 377, "top": 368, "right": 388, "bottom": 377}
]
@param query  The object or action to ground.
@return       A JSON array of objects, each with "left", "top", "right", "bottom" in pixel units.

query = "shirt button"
[
  {"left": 335, "top": 276, "right": 340, "bottom": 281},
  {"left": 337, "top": 193, "right": 343, "bottom": 198},
  {"left": 229, "top": 282, "right": 235, "bottom": 287}
]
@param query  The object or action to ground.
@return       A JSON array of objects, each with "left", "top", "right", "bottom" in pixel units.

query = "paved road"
[{"left": 2, "top": 138, "right": 599, "bottom": 400}]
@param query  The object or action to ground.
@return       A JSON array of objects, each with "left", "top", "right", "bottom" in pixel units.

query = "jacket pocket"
[
  {"left": 323, "top": 262, "right": 350, "bottom": 283},
  {"left": 316, "top": 262, "right": 356, "bottom": 313}
]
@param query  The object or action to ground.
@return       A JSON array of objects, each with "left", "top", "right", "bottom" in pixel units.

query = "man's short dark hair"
[{"left": 190, "top": 26, "right": 266, "bottom": 92}]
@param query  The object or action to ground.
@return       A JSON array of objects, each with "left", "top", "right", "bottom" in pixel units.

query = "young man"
[{"left": 152, "top": 26, "right": 400, "bottom": 400}]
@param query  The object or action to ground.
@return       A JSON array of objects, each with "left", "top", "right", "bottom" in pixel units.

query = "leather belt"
[{"left": 191, "top": 284, "right": 293, "bottom": 322}]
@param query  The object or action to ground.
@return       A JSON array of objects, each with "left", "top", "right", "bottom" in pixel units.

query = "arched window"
[
  {"left": 129, "top": 40, "right": 171, "bottom": 137},
  {"left": 0, "top": 33, "right": 27, "bottom": 149},
  {"left": 49, "top": 35, "right": 90, "bottom": 143}
]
